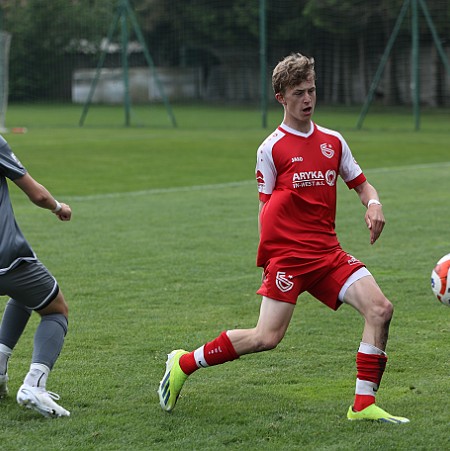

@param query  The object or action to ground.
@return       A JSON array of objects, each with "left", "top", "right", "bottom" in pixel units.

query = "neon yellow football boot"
[
  {"left": 158, "top": 349, "right": 189, "bottom": 412},
  {"left": 347, "top": 404, "right": 410, "bottom": 424}
]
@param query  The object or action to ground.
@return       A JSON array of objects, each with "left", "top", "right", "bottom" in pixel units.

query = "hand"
[
  {"left": 55, "top": 203, "right": 72, "bottom": 221},
  {"left": 365, "top": 204, "right": 385, "bottom": 244}
]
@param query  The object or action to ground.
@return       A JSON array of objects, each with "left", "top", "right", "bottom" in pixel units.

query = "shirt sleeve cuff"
[
  {"left": 346, "top": 173, "right": 366, "bottom": 190},
  {"left": 259, "top": 192, "right": 272, "bottom": 202}
]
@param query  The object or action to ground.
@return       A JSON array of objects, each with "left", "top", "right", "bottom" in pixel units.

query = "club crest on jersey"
[
  {"left": 276, "top": 271, "right": 294, "bottom": 292},
  {"left": 320, "top": 143, "right": 335, "bottom": 158},
  {"left": 256, "top": 170, "right": 265, "bottom": 189}
]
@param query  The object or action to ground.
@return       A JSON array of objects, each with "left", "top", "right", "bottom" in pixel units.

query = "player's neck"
[{"left": 282, "top": 118, "right": 313, "bottom": 134}]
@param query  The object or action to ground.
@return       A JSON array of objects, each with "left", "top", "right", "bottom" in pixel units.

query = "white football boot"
[{"left": 17, "top": 384, "right": 70, "bottom": 418}]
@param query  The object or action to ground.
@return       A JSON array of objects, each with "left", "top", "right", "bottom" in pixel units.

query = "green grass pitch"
[{"left": 0, "top": 104, "right": 448, "bottom": 450}]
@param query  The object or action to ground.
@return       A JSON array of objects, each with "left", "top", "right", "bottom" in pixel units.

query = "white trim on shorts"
[
  {"left": 34, "top": 277, "right": 59, "bottom": 310},
  {"left": 0, "top": 260, "right": 59, "bottom": 310},
  {"left": 338, "top": 267, "right": 371, "bottom": 302}
]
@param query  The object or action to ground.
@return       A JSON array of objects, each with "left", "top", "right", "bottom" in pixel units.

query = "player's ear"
[{"left": 275, "top": 93, "right": 286, "bottom": 105}]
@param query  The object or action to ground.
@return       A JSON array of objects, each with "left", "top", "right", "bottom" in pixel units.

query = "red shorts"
[{"left": 256, "top": 249, "right": 366, "bottom": 310}]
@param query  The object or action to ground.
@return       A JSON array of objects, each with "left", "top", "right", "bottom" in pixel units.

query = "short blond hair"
[{"left": 272, "top": 53, "right": 315, "bottom": 95}]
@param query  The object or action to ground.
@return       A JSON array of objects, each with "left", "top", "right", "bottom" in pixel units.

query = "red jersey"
[{"left": 255, "top": 122, "right": 366, "bottom": 267}]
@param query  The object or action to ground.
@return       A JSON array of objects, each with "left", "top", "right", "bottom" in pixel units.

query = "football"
[{"left": 430, "top": 253, "right": 450, "bottom": 306}]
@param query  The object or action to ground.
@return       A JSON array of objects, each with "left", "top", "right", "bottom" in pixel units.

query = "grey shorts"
[{"left": 0, "top": 261, "right": 59, "bottom": 311}]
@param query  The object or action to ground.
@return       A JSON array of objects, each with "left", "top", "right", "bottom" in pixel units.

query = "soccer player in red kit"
[{"left": 158, "top": 53, "right": 409, "bottom": 423}]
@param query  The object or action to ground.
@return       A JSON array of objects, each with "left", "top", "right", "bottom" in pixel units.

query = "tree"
[{"left": 2, "top": 0, "right": 114, "bottom": 100}]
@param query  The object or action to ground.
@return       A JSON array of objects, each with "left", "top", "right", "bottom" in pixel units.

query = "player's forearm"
[
  {"left": 355, "top": 181, "right": 380, "bottom": 208},
  {"left": 27, "top": 184, "right": 59, "bottom": 211},
  {"left": 14, "top": 173, "right": 60, "bottom": 212}
]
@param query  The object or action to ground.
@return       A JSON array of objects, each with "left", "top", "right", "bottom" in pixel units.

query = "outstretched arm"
[
  {"left": 354, "top": 180, "right": 384, "bottom": 245},
  {"left": 13, "top": 173, "right": 72, "bottom": 221}
]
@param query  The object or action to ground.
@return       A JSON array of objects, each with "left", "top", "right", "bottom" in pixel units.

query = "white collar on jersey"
[{"left": 280, "top": 122, "right": 315, "bottom": 138}]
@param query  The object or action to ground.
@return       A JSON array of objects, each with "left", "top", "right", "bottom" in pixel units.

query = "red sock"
[
  {"left": 353, "top": 351, "right": 387, "bottom": 411},
  {"left": 179, "top": 331, "right": 239, "bottom": 375},
  {"left": 353, "top": 394, "right": 376, "bottom": 412}
]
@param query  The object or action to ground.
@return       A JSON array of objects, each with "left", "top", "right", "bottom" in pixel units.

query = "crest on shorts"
[
  {"left": 276, "top": 271, "right": 294, "bottom": 292},
  {"left": 347, "top": 254, "right": 360, "bottom": 266}
]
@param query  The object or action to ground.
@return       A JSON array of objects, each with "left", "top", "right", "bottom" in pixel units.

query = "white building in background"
[{"left": 72, "top": 67, "right": 203, "bottom": 104}]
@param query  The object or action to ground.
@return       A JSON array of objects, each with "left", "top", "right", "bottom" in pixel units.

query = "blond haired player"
[{"left": 158, "top": 53, "right": 409, "bottom": 424}]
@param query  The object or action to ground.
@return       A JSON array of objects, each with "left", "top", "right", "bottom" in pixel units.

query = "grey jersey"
[{"left": 0, "top": 136, "right": 36, "bottom": 274}]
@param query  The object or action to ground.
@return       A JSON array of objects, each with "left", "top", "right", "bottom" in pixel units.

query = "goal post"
[{"left": 0, "top": 30, "right": 11, "bottom": 133}]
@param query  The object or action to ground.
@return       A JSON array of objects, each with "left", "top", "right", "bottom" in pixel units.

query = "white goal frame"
[{"left": 0, "top": 31, "right": 11, "bottom": 133}]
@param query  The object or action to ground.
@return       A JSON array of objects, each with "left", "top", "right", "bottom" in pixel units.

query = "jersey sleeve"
[
  {"left": 338, "top": 135, "right": 366, "bottom": 189},
  {"left": 0, "top": 137, "right": 27, "bottom": 180},
  {"left": 255, "top": 135, "right": 278, "bottom": 202}
]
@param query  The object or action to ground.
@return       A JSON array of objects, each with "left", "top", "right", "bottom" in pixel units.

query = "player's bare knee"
[
  {"left": 53, "top": 292, "right": 68, "bottom": 316},
  {"left": 256, "top": 340, "right": 278, "bottom": 352},
  {"left": 255, "top": 333, "right": 283, "bottom": 352},
  {"left": 60, "top": 300, "right": 69, "bottom": 318},
  {"left": 368, "top": 296, "right": 393, "bottom": 326},
  {"left": 379, "top": 297, "right": 393, "bottom": 323},
  {"left": 39, "top": 291, "right": 69, "bottom": 318}
]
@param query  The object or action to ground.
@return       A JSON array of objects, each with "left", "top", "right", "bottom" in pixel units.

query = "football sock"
[
  {"left": 0, "top": 299, "right": 32, "bottom": 349},
  {"left": 353, "top": 342, "right": 387, "bottom": 411},
  {"left": 32, "top": 313, "right": 68, "bottom": 370},
  {"left": 0, "top": 344, "right": 12, "bottom": 375},
  {"left": 24, "top": 363, "right": 50, "bottom": 388},
  {"left": 179, "top": 331, "right": 239, "bottom": 375}
]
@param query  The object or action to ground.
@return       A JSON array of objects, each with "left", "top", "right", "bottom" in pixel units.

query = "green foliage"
[
  {"left": 304, "top": 0, "right": 407, "bottom": 33},
  {"left": 0, "top": 104, "right": 449, "bottom": 450},
  {"left": 143, "top": 0, "right": 261, "bottom": 59},
  {"left": 3, "top": 0, "right": 114, "bottom": 101},
  {"left": 2, "top": 0, "right": 449, "bottom": 103}
]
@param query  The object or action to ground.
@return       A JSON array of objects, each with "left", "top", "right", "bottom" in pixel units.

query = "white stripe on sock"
[
  {"left": 194, "top": 346, "right": 209, "bottom": 368},
  {"left": 358, "top": 342, "right": 386, "bottom": 356},
  {"left": 355, "top": 378, "right": 378, "bottom": 395}
]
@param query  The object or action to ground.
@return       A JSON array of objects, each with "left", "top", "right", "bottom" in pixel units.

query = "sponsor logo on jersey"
[
  {"left": 276, "top": 271, "right": 294, "bottom": 292},
  {"left": 292, "top": 169, "right": 337, "bottom": 188},
  {"left": 325, "top": 170, "right": 337, "bottom": 186},
  {"left": 320, "top": 143, "right": 335, "bottom": 158},
  {"left": 292, "top": 170, "right": 325, "bottom": 188},
  {"left": 291, "top": 156, "right": 303, "bottom": 163}
]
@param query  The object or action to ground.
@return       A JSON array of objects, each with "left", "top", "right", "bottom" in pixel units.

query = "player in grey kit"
[{"left": 0, "top": 136, "right": 72, "bottom": 417}]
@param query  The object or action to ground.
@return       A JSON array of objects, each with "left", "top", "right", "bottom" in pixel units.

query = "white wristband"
[
  {"left": 367, "top": 199, "right": 382, "bottom": 208},
  {"left": 52, "top": 201, "right": 62, "bottom": 213}
]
